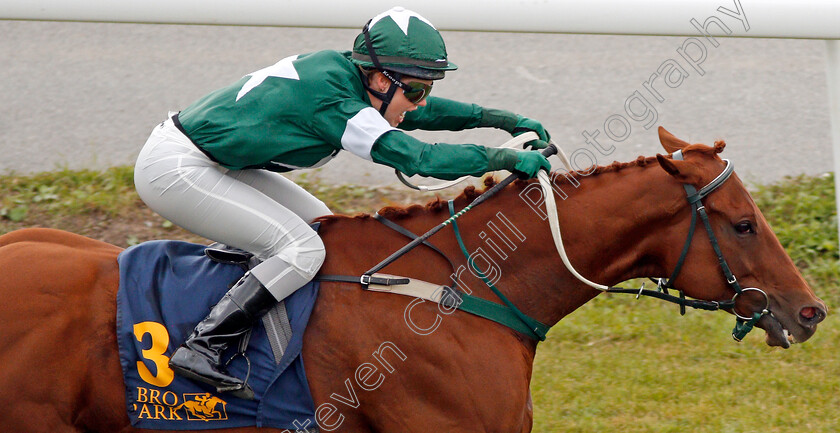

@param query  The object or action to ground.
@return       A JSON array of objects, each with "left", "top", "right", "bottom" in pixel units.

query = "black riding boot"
[{"left": 169, "top": 271, "right": 276, "bottom": 400}]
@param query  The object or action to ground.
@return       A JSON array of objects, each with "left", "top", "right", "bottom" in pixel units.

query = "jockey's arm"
[
  {"left": 370, "top": 130, "right": 522, "bottom": 180},
  {"left": 397, "top": 96, "right": 483, "bottom": 131},
  {"left": 399, "top": 96, "right": 551, "bottom": 149}
]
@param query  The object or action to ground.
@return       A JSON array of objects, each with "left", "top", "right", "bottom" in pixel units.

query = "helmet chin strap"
[
  {"left": 360, "top": 19, "right": 401, "bottom": 116},
  {"left": 360, "top": 71, "right": 400, "bottom": 116}
]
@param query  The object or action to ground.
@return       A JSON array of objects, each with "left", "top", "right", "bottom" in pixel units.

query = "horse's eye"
[{"left": 734, "top": 221, "right": 755, "bottom": 235}]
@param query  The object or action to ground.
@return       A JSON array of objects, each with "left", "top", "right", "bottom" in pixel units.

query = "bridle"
[
  {"left": 657, "top": 150, "right": 770, "bottom": 340},
  {"left": 540, "top": 149, "right": 770, "bottom": 341}
]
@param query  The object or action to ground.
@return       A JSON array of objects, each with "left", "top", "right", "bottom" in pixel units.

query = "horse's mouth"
[{"left": 759, "top": 313, "right": 803, "bottom": 349}]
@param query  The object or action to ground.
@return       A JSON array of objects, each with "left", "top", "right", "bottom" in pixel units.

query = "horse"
[{"left": 0, "top": 127, "right": 826, "bottom": 432}]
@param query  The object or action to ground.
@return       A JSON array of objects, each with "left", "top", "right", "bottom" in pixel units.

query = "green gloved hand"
[
  {"left": 512, "top": 151, "right": 551, "bottom": 179},
  {"left": 480, "top": 107, "right": 551, "bottom": 150},
  {"left": 512, "top": 116, "right": 551, "bottom": 145}
]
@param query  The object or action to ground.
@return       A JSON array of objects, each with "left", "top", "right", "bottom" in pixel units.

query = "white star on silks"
[
  {"left": 236, "top": 55, "right": 300, "bottom": 101},
  {"left": 368, "top": 6, "right": 436, "bottom": 35}
]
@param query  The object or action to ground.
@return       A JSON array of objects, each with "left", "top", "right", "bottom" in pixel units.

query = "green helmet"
[{"left": 351, "top": 7, "right": 458, "bottom": 80}]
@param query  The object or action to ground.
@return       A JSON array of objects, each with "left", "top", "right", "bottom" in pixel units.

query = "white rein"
[{"left": 537, "top": 170, "right": 610, "bottom": 291}]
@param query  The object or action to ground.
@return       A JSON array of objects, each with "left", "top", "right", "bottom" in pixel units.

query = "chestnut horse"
[{"left": 0, "top": 128, "right": 826, "bottom": 432}]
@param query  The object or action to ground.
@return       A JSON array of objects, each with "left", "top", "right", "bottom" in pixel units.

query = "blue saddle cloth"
[{"left": 116, "top": 240, "right": 319, "bottom": 430}]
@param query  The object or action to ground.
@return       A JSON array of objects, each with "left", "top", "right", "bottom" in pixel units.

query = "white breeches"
[{"left": 134, "top": 117, "right": 330, "bottom": 301}]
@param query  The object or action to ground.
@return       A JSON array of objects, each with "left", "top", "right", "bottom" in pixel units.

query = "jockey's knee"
[
  {"left": 275, "top": 233, "right": 326, "bottom": 281},
  {"left": 251, "top": 233, "right": 325, "bottom": 300}
]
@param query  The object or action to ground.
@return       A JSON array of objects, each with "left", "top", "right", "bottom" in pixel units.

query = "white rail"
[
  {"left": 828, "top": 40, "right": 840, "bottom": 248},
  {"left": 0, "top": 1, "right": 837, "bottom": 39}
]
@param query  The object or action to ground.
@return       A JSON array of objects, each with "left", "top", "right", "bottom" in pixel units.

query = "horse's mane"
[
  {"left": 314, "top": 140, "right": 726, "bottom": 223},
  {"left": 346, "top": 178, "right": 492, "bottom": 222},
  {"left": 559, "top": 140, "right": 725, "bottom": 178}
]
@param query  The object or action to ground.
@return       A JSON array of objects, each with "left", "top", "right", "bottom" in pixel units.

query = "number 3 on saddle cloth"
[{"left": 116, "top": 233, "right": 319, "bottom": 430}]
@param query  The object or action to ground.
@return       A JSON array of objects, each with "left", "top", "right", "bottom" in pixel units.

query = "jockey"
[{"left": 134, "top": 6, "right": 552, "bottom": 397}]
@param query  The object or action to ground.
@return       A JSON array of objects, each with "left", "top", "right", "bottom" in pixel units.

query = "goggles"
[{"left": 381, "top": 70, "right": 432, "bottom": 104}]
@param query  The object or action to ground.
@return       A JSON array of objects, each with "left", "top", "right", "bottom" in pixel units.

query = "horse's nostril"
[{"left": 799, "top": 306, "right": 827, "bottom": 325}]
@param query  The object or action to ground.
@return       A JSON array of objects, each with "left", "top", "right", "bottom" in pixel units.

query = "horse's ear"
[
  {"left": 656, "top": 154, "right": 680, "bottom": 175},
  {"left": 658, "top": 126, "right": 689, "bottom": 153},
  {"left": 656, "top": 153, "right": 701, "bottom": 184}
]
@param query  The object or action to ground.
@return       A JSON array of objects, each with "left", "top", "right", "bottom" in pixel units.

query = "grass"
[
  {"left": 531, "top": 296, "right": 840, "bottom": 432},
  {"left": 1, "top": 168, "right": 838, "bottom": 431},
  {"left": 0, "top": 166, "right": 136, "bottom": 220},
  {"left": 531, "top": 173, "right": 839, "bottom": 432},
  {"left": 752, "top": 173, "right": 839, "bottom": 305}
]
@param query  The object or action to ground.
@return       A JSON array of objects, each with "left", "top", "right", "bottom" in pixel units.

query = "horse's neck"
[
  {"left": 317, "top": 164, "right": 684, "bottom": 335},
  {"left": 455, "top": 164, "right": 686, "bottom": 328}
]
